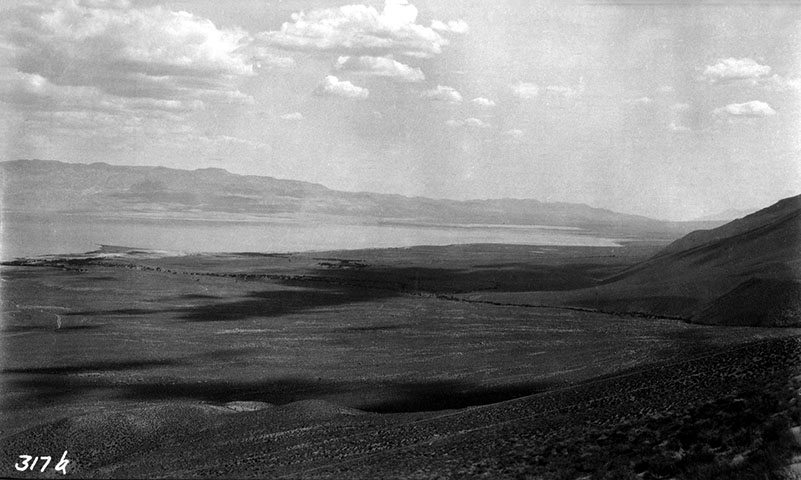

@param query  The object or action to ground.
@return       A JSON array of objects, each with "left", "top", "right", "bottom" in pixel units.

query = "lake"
[{"left": 1, "top": 212, "right": 621, "bottom": 260}]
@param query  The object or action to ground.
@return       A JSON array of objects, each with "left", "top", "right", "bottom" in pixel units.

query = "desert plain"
[{"left": 2, "top": 239, "right": 800, "bottom": 479}]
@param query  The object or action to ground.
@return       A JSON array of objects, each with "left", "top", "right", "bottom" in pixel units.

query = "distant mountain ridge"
[{"left": 0, "top": 159, "right": 708, "bottom": 237}]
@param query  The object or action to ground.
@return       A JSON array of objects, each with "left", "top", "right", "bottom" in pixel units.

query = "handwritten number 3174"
[{"left": 15, "top": 451, "right": 70, "bottom": 475}]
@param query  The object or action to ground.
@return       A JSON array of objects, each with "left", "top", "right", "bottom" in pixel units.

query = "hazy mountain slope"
[
  {"left": 595, "top": 197, "right": 800, "bottom": 323},
  {"left": 0, "top": 159, "right": 699, "bottom": 236},
  {"left": 649, "top": 194, "right": 801, "bottom": 259},
  {"left": 466, "top": 194, "right": 801, "bottom": 326},
  {"left": 692, "top": 207, "right": 756, "bottom": 222},
  {"left": 604, "top": 194, "right": 800, "bottom": 285}
]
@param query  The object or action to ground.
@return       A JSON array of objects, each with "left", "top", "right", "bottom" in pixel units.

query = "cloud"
[
  {"left": 545, "top": 79, "right": 584, "bottom": 100},
  {"left": 764, "top": 74, "right": 801, "bottom": 92},
  {"left": 280, "top": 112, "right": 304, "bottom": 120},
  {"left": 713, "top": 100, "right": 776, "bottom": 117},
  {"left": 511, "top": 82, "right": 540, "bottom": 99},
  {"left": 2, "top": 80, "right": 198, "bottom": 143},
  {"left": 471, "top": 97, "right": 496, "bottom": 108},
  {"left": 2, "top": 1, "right": 255, "bottom": 107},
  {"left": 545, "top": 85, "right": 580, "bottom": 99},
  {"left": 503, "top": 129, "right": 524, "bottom": 139},
  {"left": 77, "top": 0, "right": 130, "bottom": 8},
  {"left": 657, "top": 86, "right": 675, "bottom": 94},
  {"left": 464, "top": 117, "right": 490, "bottom": 128},
  {"left": 446, "top": 117, "right": 491, "bottom": 128},
  {"left": 699, "top": 59, "right": 801, "bottom": 94},
  {"left": 421, "top": 85, "right": 463, "bottom": 103},
  {"left": 701, "top": 57, "right": 771, "bottom": 84},
  {"left": 1, "top": 71, "right": 205, "bottom": 117},
  {"left": 431, "top": 19, "right": 469, "bottom": 34},
  {"left": 315, "top": 75, "right": 369, "bottom": 99},
  {"left": 335, "top": 55, "right": 424, "bottom": 82},
  {"left": 0, "top": 1, "right": 262, "bottom": 152},
  {"left": 255, "top": 1, "right": 463, "bottom": 58},
  {"left": 0, "top": 0, "right": 257, "bottom": 145},
  {"left": 627, "top": 96, "right": 654, "bottom": 105},
  {"left": 251, "top": 50, "right": 296, "bottom": 69}
]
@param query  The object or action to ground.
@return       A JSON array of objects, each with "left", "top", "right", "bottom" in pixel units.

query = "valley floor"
[{"left": 1, "top": 244, "right": 800, "bottom": 478}]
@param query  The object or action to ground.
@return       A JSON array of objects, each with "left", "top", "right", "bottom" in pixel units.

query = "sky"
[{"left": 1, "top": 0, "right": 799, "bottom": 220}]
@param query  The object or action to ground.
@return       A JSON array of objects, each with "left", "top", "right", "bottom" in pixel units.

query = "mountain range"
[{"left": 0, "top": 160, "right": 711, "bottom": 238}]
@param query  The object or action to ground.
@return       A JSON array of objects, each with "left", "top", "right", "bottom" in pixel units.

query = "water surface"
[{"left": 1, "top": 212, "right": 620, "bottom": 260}]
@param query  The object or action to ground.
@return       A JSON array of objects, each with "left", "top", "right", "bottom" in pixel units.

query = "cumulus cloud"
[
  {"left": 280, "top": 112, "right": 304, "bottom": 120},
  {"left": 0, "top": 0, "right": 264, "bottom": 153},
  {"left": 713, "top": 100, "right": 776, "bottom": 117},
  {"left": 471, "top": 97, "right": 496, "bottom": 108},
  {"left": 701, "top": 58, "right": 771, "bottom": 84},
  {"left": 503, "top": 129, "right": 525, "bottom": 139},
  {"left": 421, "top": 85, "right": 463, "bottom": 103},
  {"left": 511, "top": 82, "right": 540, "bottom": 99},
  {"left": 699, "top": 58, "right": 801, "bottom": 95},
  {"left": 335, "top": 55, "right": 424, "bottom": 82},
  {"left": 315, "top": 75, "right": 369, "bottom": 99},
  {"left": 256, "top": 0, "right": 464, "bottom": 59},
  {"left": 431, "top": 19, "right": 469, "bottom": 34},
  {"left": 3, "top": 1, "right": 254, "bottom": 101},
  {"left": 446, "top": 117, "right": 491, "bottom": 128}
]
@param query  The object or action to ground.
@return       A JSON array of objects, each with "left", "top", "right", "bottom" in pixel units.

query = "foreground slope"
[
  {"left": 3, "top": 336, "right": 800, "bottom": 478},
  {"left": 2, "top": 246, "right": 801, "bottom": 478},
  {"left": 467, "top": 194, "right": 801, "bottom": 326}
]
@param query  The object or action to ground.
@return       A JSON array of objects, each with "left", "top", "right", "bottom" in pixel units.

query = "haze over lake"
[{"left": 1, "top": 212, "right": 620, "bottom": 260}]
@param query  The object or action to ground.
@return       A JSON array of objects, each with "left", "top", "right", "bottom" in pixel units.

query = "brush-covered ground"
[{"left": 2, "top": 243, "right": 800, "bottom": 478}]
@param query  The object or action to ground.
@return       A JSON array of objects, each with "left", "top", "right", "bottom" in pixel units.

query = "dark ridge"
[{"left": 692, "top": 278, "right": 801, "bottom": 327}]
